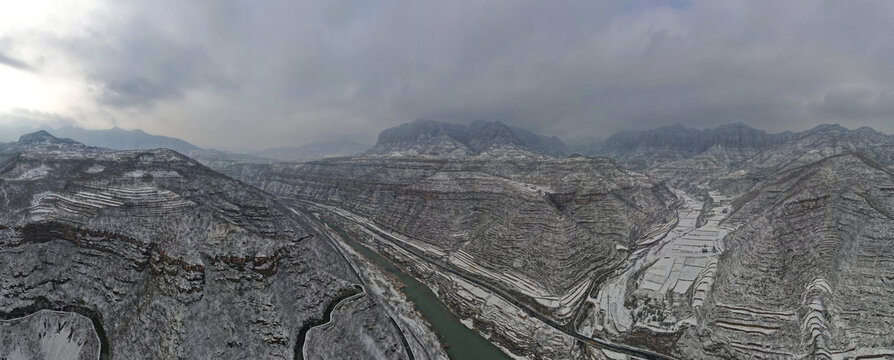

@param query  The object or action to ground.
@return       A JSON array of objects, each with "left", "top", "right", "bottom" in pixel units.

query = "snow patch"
[
  {"left": 4, "top": 164, "right": 52, "bottom": 181},
  {"left": 123, "top": 170, "right": 181, "bottom": 178}
]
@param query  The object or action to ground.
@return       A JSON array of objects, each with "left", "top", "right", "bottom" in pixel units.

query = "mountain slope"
[
  {"left": 679, "top": 153, "right": 894, "bottom": 358},
  {"left": 0, "top": 125, "right": 272, "bottom": 170},
  {"left": 47, "top": 126, "right": 200, "bottom": 154},
  {"left": 595, "top": 123, "right": 894, "bottom": 193},
  {"left": 225, "top": 154, "right": 677, "bottom": 358},
  {"left": 45, "top": 126, "right": 274, "bottom": 169},
  {"left": 0, "top": 132, "right": 438, "bottom": 360},
  {"left": 594, "top": 123, "right": 788, "bottom": 169}
]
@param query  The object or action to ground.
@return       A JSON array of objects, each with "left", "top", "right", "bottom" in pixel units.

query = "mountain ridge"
[
  {"left": 0, "top": 130, "right": 446, "bottom": 360},
  {"left": 250, "top": 140, "right": 370, "bottom": 161},
  {"left": 366, "top": 119, "right": 568, "bottom": 157}
]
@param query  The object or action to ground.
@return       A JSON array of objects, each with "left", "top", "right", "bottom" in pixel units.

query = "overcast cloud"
[{"left": 1, "top": 0, "right": 893, "bottom": 148}]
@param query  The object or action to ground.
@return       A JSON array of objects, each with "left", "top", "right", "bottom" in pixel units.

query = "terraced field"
[{"left": 579, "top": 190, "right": 734, "bottom": 340}]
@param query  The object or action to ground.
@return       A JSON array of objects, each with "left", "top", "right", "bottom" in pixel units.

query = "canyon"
[{"left": 3, "top": 120, "right": 894, "bottom": 359}]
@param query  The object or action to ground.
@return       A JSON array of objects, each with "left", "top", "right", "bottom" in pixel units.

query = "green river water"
[{"left": 327, "top": 223, "right": 512, "bottom": 360}]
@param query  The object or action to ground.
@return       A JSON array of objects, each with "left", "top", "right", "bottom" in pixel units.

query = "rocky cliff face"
[
  {"left": 367, "top": 119, "right": 567, "bottom": 157},
  {"left": 675, "top": 153, "right": 894, "bottom": 359},
  {"left": 0, "top": 132, "right": 438, "bottom": 360}
]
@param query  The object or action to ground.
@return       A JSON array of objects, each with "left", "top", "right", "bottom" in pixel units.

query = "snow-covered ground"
[
  {"left": 305, "top": 200, "right": 675, "bottom": 360},
  {"left": 311, "top": 201, "right": 589, "bottom": 319},
  {"left": 448, "top": 249, "right": 589, "bottom": 318},
  {"left": 582, "top": 190, "right": 735, "bottom": 336},
  {"left": 123, "top": 170, "right": 182, "bottom": 178},
  {"left": 2, "top": 164, "right": 53, "bottom": 181},
  {"left": 0, "top": 310, "right": 99, "bottom": 360},
  {"left": 295, "top": 207, "right": 449, "bottom": 360},
  {"left": 29, "top": 184, "right": 193, "bottom": 220}
]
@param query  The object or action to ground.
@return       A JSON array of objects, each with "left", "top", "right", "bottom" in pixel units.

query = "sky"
[{"left": 1, "top": 0, "right": 894, "bottom": 149}]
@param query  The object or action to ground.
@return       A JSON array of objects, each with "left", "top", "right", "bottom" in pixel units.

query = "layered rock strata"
[
  {"left": 677, "top": 153, "right": 894, "bottom": 358},
  {"left": 0, "top": 132, "right": 431, "bottom": 359},
  {"left": 226, "top": 156, "right": 676, "bottom": 321},
  {"left": 225, "top": 154, "right": 678, "bottom": 359}
]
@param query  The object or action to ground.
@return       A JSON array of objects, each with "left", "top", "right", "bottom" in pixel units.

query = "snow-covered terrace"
[{"left": 313, "top": 201, "right": 591, "bottom": 318}]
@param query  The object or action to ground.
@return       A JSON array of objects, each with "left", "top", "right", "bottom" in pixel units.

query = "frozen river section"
[{"left": 580, "top": 190, "right": 735, "bottom": 337}]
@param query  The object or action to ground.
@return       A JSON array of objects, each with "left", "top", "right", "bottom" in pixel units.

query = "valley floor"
[
  {"left": 581, "top": 190, "right": 734, "bottom": 337},
  {"left": 295, "top": 197, "right": 691, "bottom": 360}
]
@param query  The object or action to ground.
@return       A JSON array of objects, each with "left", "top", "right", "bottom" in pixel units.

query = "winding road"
[
  {"left": 291, "top": 207, "right": 416, "bottom": 360},
  {"left": 296, "top": 200, "right": 680, "bottom": 360}
]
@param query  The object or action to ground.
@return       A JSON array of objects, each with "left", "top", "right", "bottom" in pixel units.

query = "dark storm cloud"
[
  {"left": 59, "top": 5, "right": 231, "bottom": 108},
  {"left": 15, "top": 0, "right": 894, "bottom": 147}
]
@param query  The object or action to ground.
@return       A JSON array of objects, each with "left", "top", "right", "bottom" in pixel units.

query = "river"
[{"left": 326, "top": 222, "right": 512, "bottom": 360}]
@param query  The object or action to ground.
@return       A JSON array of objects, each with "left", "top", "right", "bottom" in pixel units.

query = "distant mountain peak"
[
  {"left": 806, "top": 123, "right": 849, "bottom": 133},
  {"left": 715, "top": 122, "right": 756, "bottom": 130},
  {"left": 367, "top": 119, "right": 566, "bottom": 157},
  {"left": 18, "top": 130, "right": 80, "bottom": 145}
]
